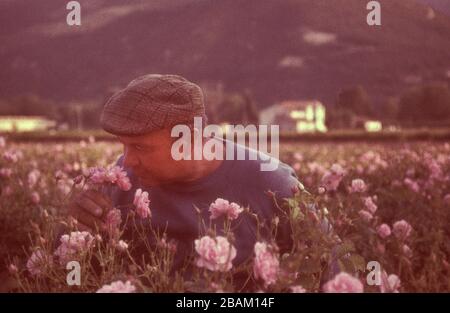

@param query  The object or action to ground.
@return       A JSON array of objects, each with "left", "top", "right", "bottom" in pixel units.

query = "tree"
[
  {"left": 242, "top": 89, "right": 259, "bottom": 125},
  {"left": 382, "top": 97, "right": 400, "bottom": 122},
  {"left": 398, "top": 82, "right": 450, "bottom": 126},
  {"left": 335, "top": 86, "right": 374, "bottom": 117}
]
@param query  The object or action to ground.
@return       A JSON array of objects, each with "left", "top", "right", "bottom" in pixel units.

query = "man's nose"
[{"left": 123, "top": 147, "right": 139, "bottom": 168}]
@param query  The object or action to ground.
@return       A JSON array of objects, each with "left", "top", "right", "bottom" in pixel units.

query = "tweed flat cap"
[{"left": 100, "top": 74, "right": 206, "bottom": 136}]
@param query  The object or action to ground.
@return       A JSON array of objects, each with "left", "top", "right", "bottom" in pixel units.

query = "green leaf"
[
  {"left": 338, "top": 258, "right": 355, "bottom": 274},
  {"left": 292, "top": 206, "right": 300, "bottom": 220},
  {"left": 296, "top": 274, "right": 316, "bottom": 290},
  {"left": 286, "top": 198, "right": 298, "bottom": 208},
  {"left": 334, "top": 241, "right": 356, "bottom": 259},
  {"left": 298, "top": 257, "right": 321, "bottom": 274},
  {"left": 348, "top": 254, "right": 366, "bottom": 273}
]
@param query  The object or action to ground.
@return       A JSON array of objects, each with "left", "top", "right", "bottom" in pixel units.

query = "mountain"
[
  {"left": 417, "top": 0, "right": 450, "bottom": 15},
  {"left": 0, "top": 0, "right": 449, "bottom": 109}
]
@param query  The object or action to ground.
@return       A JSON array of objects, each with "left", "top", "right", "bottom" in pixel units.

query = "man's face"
[{"left": 117, "top": 128, "right": 186, "bottom": 186}]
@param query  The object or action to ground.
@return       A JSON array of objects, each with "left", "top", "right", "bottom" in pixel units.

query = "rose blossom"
[
  {"left": 444, "top": 194, "right": 450, "bottom": 204},
  {"left": 209, "top": 198, "right": 243, "bottom": 220},
  {"left": 30, "top": 191, "right": 40, "bottom": 204},
  {"left": 133, "top": 188, "right": 151, "bottom": 218},
  {"left": 54, "top": 231, "right": 95, "bottom": 265},
  {"left": 195, "top": 236, "right": 237, "bottom": 272},
  {"left": 0, "top": 168, "right": 12, "bottom": 178},
  {"left": 358, "top": 210, "right": 373, "bottom": 222},
  {"left": 253, "top": 242, "right": 280, "bottom": 287},
  {"left": 108, "top": 166, "right": 132, "bottom": 191},
  {"left": 96, "top": 280, "right": 136, "bottom": 293},
  {"left": 392, "top": 220, "right": 412, "bottom": 241},
  {"left": 403, "top": 178, "right": 420, "bottom": 193},
  {"left": 290, "top": 285, "right": 306, "bottom": 293},
  {"left": 350, "top": 179, "right": 367, "bottom": 193},
  {"left": 320, "top": 163, "right": 345, "bottom": 192},
  {"left": 27, "top": 169, "right": 41, "bottom": 188},
  {"left": 3, "top": 150, "right": 21, "bottom": 163},
  {"left": 27, "top": 249, "right": 52, "bottom": 276},
  {"left": 380, "top": 271, "right": 401, "bottom": 293},
  {"left": 402, "top": 244, "right": 412, "bottom": 258},
  {"left": 115, "top": 240, "right": 129, "bottom": 252},
  {"left": 363, "top": 196, "right": 377, "bottom": 214},
  {"left": 105, "top": 208, "right": 122, "bottom": 233},
  {"left": 322, "top": 272, "right": 364, "bottom": 293},
  {"left": 377, "top": 224, "right": 391, "bottom": 239},
  {"left": 8, "top": 264, "right": 18, "bottom": 275},
  {"left": 88, "top": 166, "right": 132, "bottom": 191}
]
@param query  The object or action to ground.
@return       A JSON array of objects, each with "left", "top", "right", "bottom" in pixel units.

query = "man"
[{"left": 68, "top": 74, "right": 300, "bottom": 288}]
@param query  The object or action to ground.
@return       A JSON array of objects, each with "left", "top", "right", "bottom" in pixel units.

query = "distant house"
[
  {"left": 259, "top": 100, "right": 327, "bottom": 133},
  {"left": 0, "top": 116, "right": 56, "bottom": 132},
  {"left": 364, "top": 120, "right": 382, "bottom": 132}
]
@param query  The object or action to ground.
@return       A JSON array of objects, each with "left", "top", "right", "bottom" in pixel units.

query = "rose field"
[{"left": 0, "top": 137, "right": 449, "bottom": 293}]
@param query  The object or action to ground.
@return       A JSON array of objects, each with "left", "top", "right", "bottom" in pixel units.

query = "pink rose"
[
  {"left": 403, "top": 178, "right": 420, "bottom": 193},
  {"left": 115, "top": 240, "right": 128, "bottom": 252},
  {"left": 320, "top": 164, "right": 345, "bottom": 192},
  {"left": 377, "top": 224, "right": 391, "bottom": 239},
  {"left": 27, "top": 249, "right": 52, "bottom": 276},
  {"left": 195, "top": 236, "right": 237, "bottom": 272},
  {"left": 253, "top": 242, "right": 280, "bottom": 287},
  {"left": 88, "top": 166, "right": 132, "bottom": 191},
  {"left": 209, "top": 198, "right": 243, "bottom": 220},
  {"left": 96, "top": 280, "right": 136, "bottom": 293},
  {"left": 444, "top": 194, "right": 450, "bottom": 204},
  {"left": 363, "top": 196, "right": 377, "bottom": 214},
  {"left": 30, "top": 191, "right": 41, "bottom": 204},
  {"left": 88, "top": 167, "right": 106, "bottom": 184},
  {"left": 322, "top": 272, "right": 364, "bottom": 293},
  {"left": 0, "top": 168, "right": 12, "bottom": 178},
  {"left": 3, "top": 150, "right": 21, "bottom": 163},
  {"left": 350, "top": 179, "right": 367, "bottom": 193},
  {"left": 133, "top": 188, "right": 151, "bottom": 219},
  {"left": 293, "top": 152, "right": 303, "bottom": 161},
  {"left": 27, "top": 169, "right": 41, "bottom": 188},
  {"left": 393, "top": 220, "right": 412, "bottom": 241},
  {"left": 105, "top": 208, "right": 122, "bottom": 235},
  {"left": 290, "top": 285, "right": 306, "bottom": 293},
  {"left": 109, "top": 166, "right": 132, "bottom": 191},
  {"left": 8, "top": 264, "right": 18, "bottom": 275},
  {"left": 358, "top": 210, "right": 373, "bottom": 222},
  {"left": 380, "top": 271, "right": 401, "bottom": 293},
  {"left": 54, "top": 231, "right": 95, "bottom": 265},
  {"left": 402, "top": 244, "right": 412, "bottom": 258},
  {"left": 3, "top": 185, "right": 13, "bottom": 196}
]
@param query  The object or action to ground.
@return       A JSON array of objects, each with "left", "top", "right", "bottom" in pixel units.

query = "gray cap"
[{"left": 100, "top": 74, "right": 206, "bottom": 136}]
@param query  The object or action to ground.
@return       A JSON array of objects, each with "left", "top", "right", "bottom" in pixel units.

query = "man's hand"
[{"left": 68, "top": 190, "right": 113, "bottom": 233}]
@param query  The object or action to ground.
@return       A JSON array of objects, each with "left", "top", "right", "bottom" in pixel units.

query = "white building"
[
  {"left": 0, "top": 116, "right": 56, "bottom": 132},
  {"left": 259, "top": 100, "right": 327, "bottom": 133}
]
